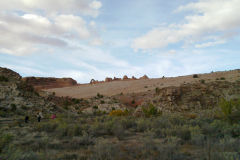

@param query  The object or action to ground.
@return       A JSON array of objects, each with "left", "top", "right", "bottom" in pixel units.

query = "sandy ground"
[{"left": 45, "top": 70, "right": 240, "bottom": 99}]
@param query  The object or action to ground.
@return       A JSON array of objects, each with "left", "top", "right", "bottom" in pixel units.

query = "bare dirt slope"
[{"left": 45, "top": 70, "right": 240, "bottom": 99}]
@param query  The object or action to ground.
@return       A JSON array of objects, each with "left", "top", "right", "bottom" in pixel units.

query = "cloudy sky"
[{"left": 0, "top": 0, "right": 240, "bottom": 83}]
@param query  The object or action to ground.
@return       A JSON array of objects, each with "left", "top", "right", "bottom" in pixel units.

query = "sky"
[{"left": 0, "top": 0, "right": 240, "bottom": 83}]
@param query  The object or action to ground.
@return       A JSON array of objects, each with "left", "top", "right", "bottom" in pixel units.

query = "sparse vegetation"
[
  {"left": 0, "top": 76, "right": 8, "bottom": 82},
  {"left": 200, "top": 79, "right": 205, "bottom": 84},
  {"left": 220, "top": 77, "right": 226, "bottom": 80},
  {"left": 142, "top": 103, "right": 161, "bottom": 117},
  {"left": 193, "top": 74, "right": 199, "bottom": 78},
  {"left": 155, "top": 87, "right": 160, "bottom": 94}
]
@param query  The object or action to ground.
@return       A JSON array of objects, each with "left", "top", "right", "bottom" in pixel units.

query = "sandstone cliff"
[{"left": 22, "top": 77, "right": 77, "bottom": 90}]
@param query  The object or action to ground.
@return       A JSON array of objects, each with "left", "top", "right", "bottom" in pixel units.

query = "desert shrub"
[
  {"left": 58, "top": 153, "right": 78, "bottom": 160},
  {"left": 0, "top": 76, "right": 8, "bottom": 82},
  {"left": 136, "top": 118, "right": 152, "bottom": 132},
  {"left": 10, "top": 104, "right": 17, "bottom": 112},
  {"left": 90, "top": 139, "right": 121, "bottom": 160},
  {"left": 112, "top": 123, "right": 125, "bottom": 140},
  {"left": 34, "top": 121, "right": 58, "bottom": 133},
  {"left": 175, "top": 127, "right": 191, "bottom": 141},
  {"left": 152, "top": 116, "right": 171, "bottom": 129},
  {"left": 89, "top": 121, "right": 112, "bottom": 137},
  {"left": 72, "top": 98, "right": 80, "bottom": 104},
  {"left": 220, "top": 77, "right": 225, "bottom": 80},
  {"left": 193, "top": 74, "right": 199, "bottom": 78},
  {"left": 100, "top": 100, "right": 105, "bottom": 104},
  {"left": 71, "top": 132, "right": 95, "bottom": 148},
  {"left": 109, "top": 109, "right": 128, "bottom": 116},
  {"left": 21, "top": 105, "right": 28, "bottom": 110},
  {"left": 142, "top": 104, "right": 161, "bottom": 117},
  {"left": 120, "top": 117, "right": 137, "bottom": 129},
  {"left": 155, "top": 87, "right": 160, "bottom": 94},
  {"left": 183, "top": 113, "right": 197, "bottom": 119},
  {"left": 92, "top": 105, "right": 98, "bottom": 109},
  {"left": 154, "top": 128, "right": 166, "bottom": 138},
  {"left": 0, "top": 133, "right": 14, "bottom": 152},
  {"left": 218, "top": 98, "right": 240, "bottom": 123},
  {"left": 219, "top": 98, "right": 233, "bottom": 122},
  {"left": 200, "top": 79, "right": 205, "bottom": 84},
  {"left": 97, "top": 93, "right": 104, "bottom": 98},
  {"left": 2, "top": 147, "right": 40, "bottom": 160},
  {"left": 131, "top": 100, "right": 135, "bottom": 104},
  {"left": 231, "top": 123, "right": 240, "bottom": 138}
]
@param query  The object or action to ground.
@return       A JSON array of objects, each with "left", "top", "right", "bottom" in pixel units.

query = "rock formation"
[
  {"left": 139, "top": 75, "right": 149, "bottom": 80},
  {"left": 0, "top": 67, "right": 61, "bottom": 116},
  {"left": 22, "top": 77, "right": 77, "bottom": 90},
  {"left": 0, "top": 67, "right": 22, "bottom": 81},
  {"left": 131, "top": 76, "right": 137, "bottom": 80},
  {"left": 123, "top": 75, "right": 129, "bottom": 80},
  {"left": 113, "top": 77, "right": 121, "bottom": 81},
  {"left": 105, "top": 77, "right": 113, "bottom": 82}
]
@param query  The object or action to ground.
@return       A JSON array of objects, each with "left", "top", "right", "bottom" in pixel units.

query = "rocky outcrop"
[
  {"left": 0, "top": 67, "right": 62, "bottom": 117},
  {"left": 131, "top": 76, "right": 137, "bottom": 80},
  {"left": 123, "top": 75, "right": 129, "bottom": 80},
  {"left": 152, "top": 81, "right": 240, "bottom": 112},
  {"left": 113, "top": 77, "right": 121, "bottom": 81},
  {"left": 22, "top": 77, "right": 77, "bottom": 90},
  {"left": 105, "top": 77, "right": 113, "bottom": 82},
  {"left": 0, "top": 67, "right": 21, "bottom": 82},
  {"left": 139, "top": 75, "right": 149, "bottom": 80}
]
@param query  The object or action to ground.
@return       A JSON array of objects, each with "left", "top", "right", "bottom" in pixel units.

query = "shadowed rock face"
[{"left": 22, "top": 77, "right": 77, "bottom": 90}]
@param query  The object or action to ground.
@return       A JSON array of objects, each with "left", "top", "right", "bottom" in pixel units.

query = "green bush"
[
  {"left": 142, "top": 104, "right": 161, "bottom": 117},
  {"left": 218, "top": 98, "right": 240, "bottom": 123}
]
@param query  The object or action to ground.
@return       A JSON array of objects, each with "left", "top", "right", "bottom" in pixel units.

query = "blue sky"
[{"left": 0, "top": 0, "right": 240, "bottom": 83}]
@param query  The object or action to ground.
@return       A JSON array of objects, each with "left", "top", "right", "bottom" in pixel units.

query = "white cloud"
[
  {"left": 132, "top": 0, "right": 240, "bottom": 51},
  {"left": 90, "top": 1, "right": 102, "bottom": 10},
  {"left": 0, "top": 0, "right": 102, "bottom": 17},
  {"left": 0, "top": 0, "right": 103, "bottom": 55},
  {"left": 195, "top": 40, "right": 226, "bottom": 48}
]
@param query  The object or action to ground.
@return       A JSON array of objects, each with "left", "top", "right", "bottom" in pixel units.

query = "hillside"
[
  {"left": 1, "top": 67, "right": 240, "bottom": 160},
  {"left": 46, "top": 69, "right": 240, "bottom": 98}
]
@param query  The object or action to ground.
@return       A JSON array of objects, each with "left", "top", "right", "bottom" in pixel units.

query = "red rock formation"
[
  {"left": 131, "top": 76, "right": 137, "bottom": 80},
  {"left": 22, "top": 77, "right": 77, "bottom": 90},
  {"left": 139, "top": 75, "right": 149, "bottom": 80},
  {"left": 123, "top": 75, "right": 129, "bottom": 80},
  {"left": 105, "top": 77, "right": 113, "bottom": 82},
  {"left": 113, "top": 77, "right": 121, "bottom": 81},
  {"left": 90, "top": 79, "right": 96, "bottom": 84}
]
